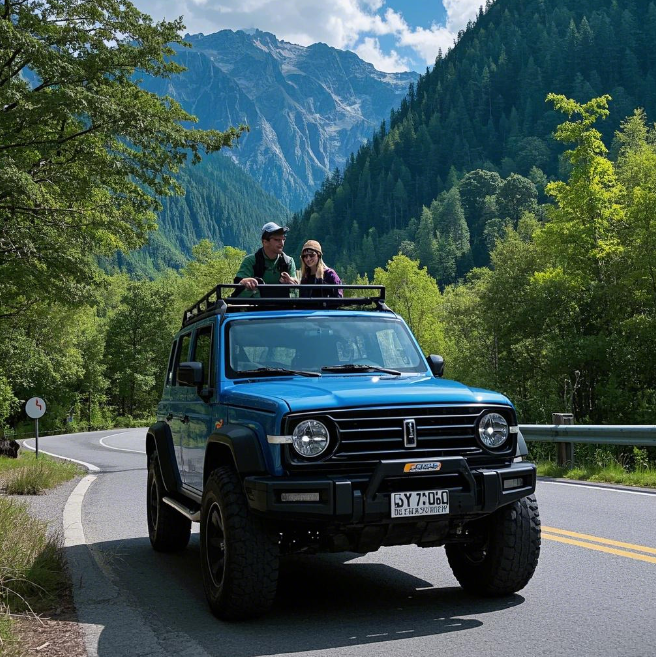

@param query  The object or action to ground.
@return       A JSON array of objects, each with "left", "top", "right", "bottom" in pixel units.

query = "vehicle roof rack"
[{"left": 181, "top": 284, "right": 389, "bottom": 327}]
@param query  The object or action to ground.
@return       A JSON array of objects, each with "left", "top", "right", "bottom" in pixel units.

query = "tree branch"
[{"left": 0, "top": 123, "right": 102, "bottom": 151}]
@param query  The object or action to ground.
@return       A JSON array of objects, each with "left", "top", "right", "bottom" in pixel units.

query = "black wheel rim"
[
  {"left": 206, "top": 501, "right": 225, "bottom": 588},
  {"left": 149, "top": 476, "right": 159, "bottom": 529}
]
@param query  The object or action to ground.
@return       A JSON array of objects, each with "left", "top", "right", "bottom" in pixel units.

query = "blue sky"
[{"left": 130, "top": 1, "right": 483, "bottom": 72}]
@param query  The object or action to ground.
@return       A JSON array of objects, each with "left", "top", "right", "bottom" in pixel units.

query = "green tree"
[
  {"left": 0, "top": 0, "right": 243, "bottom": 318},
  {"left": 372, "top": 255, "right": 444, "bottom": 355},
  {"left": 496, "top": 174, "right": 538, "bottom": 224},
  {"left": 104, "top": 281, "right": 175, "bottom": 417}
]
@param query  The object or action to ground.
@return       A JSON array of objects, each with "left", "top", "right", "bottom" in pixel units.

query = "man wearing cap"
[{"left": 234, "top": 222, "right": 298, "bottom": 297}]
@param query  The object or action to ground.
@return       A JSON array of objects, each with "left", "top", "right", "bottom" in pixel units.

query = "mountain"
[
  {"left": 139, "top": 29, "right": 418, "bottom": 210},
  {"left": 100, "top": 154, "right": 289, "bottom": 277},
  {"left": 286, "top": 0, "right": 656, "bottom": 279}
]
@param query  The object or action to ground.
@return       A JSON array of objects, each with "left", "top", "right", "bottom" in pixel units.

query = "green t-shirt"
[{"left": 235, "top": 251, "right": 297, "bottom": 297}]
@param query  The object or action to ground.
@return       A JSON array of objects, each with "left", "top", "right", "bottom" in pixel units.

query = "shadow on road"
[{"left": 66, "top": 535, "right": 525, "bottom": 656}]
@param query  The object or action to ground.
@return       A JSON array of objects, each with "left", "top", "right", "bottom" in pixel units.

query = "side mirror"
[
  {"left": 177, "top": 361, "right": 204, "bottom": 387},
  {"left": 427, "top": 354, "right": 444, "bottom": 378}
]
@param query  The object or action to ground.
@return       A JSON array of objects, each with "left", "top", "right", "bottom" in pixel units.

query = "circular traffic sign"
[{"left": 25, "top": 397, "right": 46, "bottom": 419}]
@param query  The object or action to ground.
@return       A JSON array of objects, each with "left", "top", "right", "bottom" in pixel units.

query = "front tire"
[
  {"left": 200, "top": 465, "right": 279, "bottom": 620},
  {"left": 445, "top": 494, "right": 541, "bottom": 596},
  {"left": 147, "top": 453, "right": 191, "bottom": 552}
]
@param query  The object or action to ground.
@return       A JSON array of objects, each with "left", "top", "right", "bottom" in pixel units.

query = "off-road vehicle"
[{"left": 147, "top": 284, "right": 540, "bottom": 620}]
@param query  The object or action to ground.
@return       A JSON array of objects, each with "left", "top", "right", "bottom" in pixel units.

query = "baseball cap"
[{"left": 261, "top": 222, "right": 289, "bottom": 237}]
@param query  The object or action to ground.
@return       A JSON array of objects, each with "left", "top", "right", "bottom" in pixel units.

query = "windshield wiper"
[
  {"left": 321, "top": 364, "right": 401, "bottom": 376},
  {"left": 235, "top": 366, "right": 321, "bottom": 378}
]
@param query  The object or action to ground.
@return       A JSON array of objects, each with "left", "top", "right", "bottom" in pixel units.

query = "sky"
[{"left": 131, "top": 1, "right": 485, "bottom": 72}]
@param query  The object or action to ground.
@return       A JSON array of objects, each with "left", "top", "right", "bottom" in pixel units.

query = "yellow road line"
[
  {"left": 542, "top": 525, "right": 656, "bottom": 555},
  {"left": 542, "top": 533, "right": 656, "bottom": 564}
]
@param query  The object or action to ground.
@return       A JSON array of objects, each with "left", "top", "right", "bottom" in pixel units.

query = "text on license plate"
[{"left": 391, "top": 489, "right": 450, "bottom": 518}]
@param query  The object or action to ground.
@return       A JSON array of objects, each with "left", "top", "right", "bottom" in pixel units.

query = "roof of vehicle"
[{"left": 181, "top": 284, "right": 390, "bottom": 328}]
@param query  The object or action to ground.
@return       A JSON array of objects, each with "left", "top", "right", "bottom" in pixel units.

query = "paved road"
[{"left": 24, "top": 430, "right": 656, "bottom": 657}]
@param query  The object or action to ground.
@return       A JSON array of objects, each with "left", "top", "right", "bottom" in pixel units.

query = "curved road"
[{"left": 24, "top": 429, "right": 656, "bottom": 657}]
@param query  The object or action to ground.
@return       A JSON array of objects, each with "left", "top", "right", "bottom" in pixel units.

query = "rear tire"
[
  {"left": 147, "top": 453, "right": 191, "bottom": 552},
  {"left": 200, "top": 465, "right": 279, "bottom": 620},
  {"left": 446, "top": 494, "right": 540, "bottom": 596}
]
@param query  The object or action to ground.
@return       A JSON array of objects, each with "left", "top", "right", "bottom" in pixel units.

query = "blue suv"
[{"left": 147, "top": 285, "right": 540, "bottom": 620}]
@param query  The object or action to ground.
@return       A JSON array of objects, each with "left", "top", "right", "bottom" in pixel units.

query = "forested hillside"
[
  {"left": 287, "top": 0, "right": 656, "bottom": 279},
  {"left": 101, "top": 153, "right": 289, "bottom": 276}
]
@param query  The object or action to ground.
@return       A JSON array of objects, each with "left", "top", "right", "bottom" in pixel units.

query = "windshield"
[{"left": 226, "top": 315, "right": 426, "bottom": 377}]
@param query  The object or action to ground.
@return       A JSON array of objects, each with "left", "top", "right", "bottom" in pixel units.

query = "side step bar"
[{"left": 163, "top": 496, "right": 201, "bottom": 522}]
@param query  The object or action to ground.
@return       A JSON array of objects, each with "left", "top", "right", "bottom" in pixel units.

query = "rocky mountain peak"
[{"left": 141, "top": 29, "right": 418, "bottom": 209}]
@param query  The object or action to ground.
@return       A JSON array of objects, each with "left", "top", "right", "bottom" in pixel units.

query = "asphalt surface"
[{"left": 22, "top": 429, "right": 656, "bottom": 657}]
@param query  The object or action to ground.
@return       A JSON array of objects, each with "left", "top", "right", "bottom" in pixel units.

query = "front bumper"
[{"left": 244, "top": 457, "right": 536, "bottom": 523}]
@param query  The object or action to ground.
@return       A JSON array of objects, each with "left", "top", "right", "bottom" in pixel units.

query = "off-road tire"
[
  {"left": 200, "top": 465, "right": 279, "bottom": 620},
  {"left": 445, "top": 494, "right": 541, "bottom": 596},
  {"left": 147, "top": 453, "right": 191, "bottom": 552}
]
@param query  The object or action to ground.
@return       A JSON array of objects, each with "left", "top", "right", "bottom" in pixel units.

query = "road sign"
[{"left": 25, "top": 397, "right": 46, "bottom": 419}]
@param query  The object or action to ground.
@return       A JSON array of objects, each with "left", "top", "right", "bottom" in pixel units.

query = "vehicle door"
[
  {"left": 183, "top": 321, "right": 215, "bottom": 490},
  {"left": 168, "top": 331, "right": 193, "bottom": 477}
]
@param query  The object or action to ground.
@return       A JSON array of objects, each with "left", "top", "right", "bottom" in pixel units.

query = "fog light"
[
  {"left": 280, "top": 492, "right": 320, "bottom": 502},
  {"left": 503, "top": 477, "right": 524, "bottom": 490}
]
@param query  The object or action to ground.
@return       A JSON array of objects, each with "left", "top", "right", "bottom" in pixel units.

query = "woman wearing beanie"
[{"left": 299, "top": 240, "right": 343, "bottom": 298}]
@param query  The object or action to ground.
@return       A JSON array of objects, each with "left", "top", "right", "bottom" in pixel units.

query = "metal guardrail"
[{"left": 519, "top": 424, "right": 656, "bottom": 447}]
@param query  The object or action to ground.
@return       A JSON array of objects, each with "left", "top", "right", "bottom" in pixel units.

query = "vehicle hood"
[{"left": 222, "top": 375, "right": 512, "bottom": 413}]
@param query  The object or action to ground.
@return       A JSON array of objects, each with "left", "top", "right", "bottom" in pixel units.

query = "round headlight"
[
  {"left": 478, "top": 412, "right": 509, "bottom": 448},
  {"left": 292, "top": 419, "right": 330, "bottom": 458}
]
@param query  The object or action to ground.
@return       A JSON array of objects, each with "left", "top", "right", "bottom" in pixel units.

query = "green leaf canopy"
[{"left": 0, "top": 0, "right": 244, "bottom": 316}]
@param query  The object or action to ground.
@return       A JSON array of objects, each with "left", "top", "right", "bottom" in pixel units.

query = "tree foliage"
[
  {"left": 287, "top": 0, "right": 656, "bottom": 282},
  {"left": 445, "top": 95, "right": 656, "bottom": 424},
  {"left": 0, "top": 0, "right": 244, "bottom": 317}
]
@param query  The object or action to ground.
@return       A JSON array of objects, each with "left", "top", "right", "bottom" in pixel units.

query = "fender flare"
[
  {"left": 205, "top": 424, "right": 268, "bottom": 476},
  {"left": 147, "top": 421, "right": 182, "bottom": 493}
]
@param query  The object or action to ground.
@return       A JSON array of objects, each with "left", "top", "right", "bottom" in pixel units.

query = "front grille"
[{"left": 284, "top": 403, "right": 515, "bottom": 471}]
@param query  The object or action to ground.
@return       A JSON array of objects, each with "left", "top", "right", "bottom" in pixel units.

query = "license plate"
[{"left": 391, "top": 489, "right": 450, "bottom": 518}]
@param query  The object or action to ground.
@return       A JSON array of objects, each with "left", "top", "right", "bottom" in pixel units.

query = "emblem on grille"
[
  {"left": 403, "top": 419, "right": 417, "bottom": 448},
  {"left": 404, "top": 462, "right": 442, "bottom": 473}
]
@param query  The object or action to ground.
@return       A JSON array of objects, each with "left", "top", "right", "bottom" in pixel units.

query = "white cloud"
[
  {"left": 132, "top": 0, "right": 482, "bottom": 71},
  {"left": 443, "top": 0, "right": 483, "bottom": 32},
  {"left": 354, "top": 37, "right": 411, "bottom": 73}
]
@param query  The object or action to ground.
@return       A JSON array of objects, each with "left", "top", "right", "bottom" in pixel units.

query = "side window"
[
  {"left": 165, "top": 340, "right": 177, "bottom": 387},
  {"left": 173, "top": 333, "right": 192, "bottom": 385},
  {"left": 192, "top": 325, "right": 213, "bottom": 388}
]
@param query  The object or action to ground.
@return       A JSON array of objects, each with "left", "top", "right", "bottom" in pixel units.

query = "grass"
[
  {"left": 0, "top": 451, "right": 81, "bottom": 495},
  {"left": 0, "top": 497, "right": 69, "bottom": 655},
  {"left": 537, "top": 460, "right": 656, "bottom": 488},
  {"left": 0, "top": 449, "right": 82, "bottom": 653},
  {"left": 0, "top": 498, "right": 67, "bottom": 613},
  {"left": 0, "top": 611, "right": 20, "bottom": 657}
]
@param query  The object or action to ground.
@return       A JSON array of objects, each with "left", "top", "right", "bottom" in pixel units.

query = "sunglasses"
[{"left": 302, "top": 250, "right": 319, "bottom": 258}]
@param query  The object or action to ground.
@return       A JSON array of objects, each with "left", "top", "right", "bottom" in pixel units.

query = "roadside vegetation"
[
  {"left": 0, "top": 453, "right": 81, "bottom": 496},
  {"left": 0, "top": 498, "right": 69, "bottom": 656},
  {"left": 0, "top": 452, "right": 81, "bottom": 653},
  {"left": 532, "top": 445, "right": 656, "bottom": 489}
]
